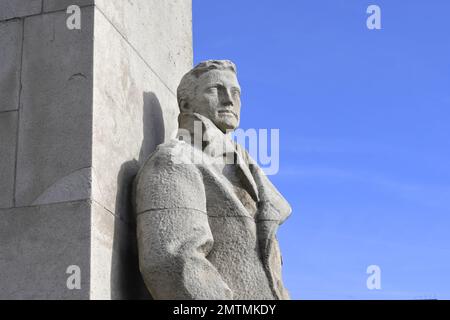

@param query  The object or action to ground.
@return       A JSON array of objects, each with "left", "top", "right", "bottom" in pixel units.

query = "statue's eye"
[{"left": 206, "top": 86, "right": 218, "bottom": 93}]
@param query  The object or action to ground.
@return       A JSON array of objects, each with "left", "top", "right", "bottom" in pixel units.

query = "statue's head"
[{"left": 177, "top": 60, "right": 241, "bottom": 133}]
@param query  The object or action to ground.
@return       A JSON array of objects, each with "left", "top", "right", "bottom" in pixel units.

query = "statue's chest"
[{"left": 221, "top": 164, "right": 258, "bottom": 218}]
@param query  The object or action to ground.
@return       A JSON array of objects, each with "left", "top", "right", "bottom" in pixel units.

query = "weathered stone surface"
[
  {"left": 135, "top": 61, "right": 292, "bottom": 300},
  {"left": 91, "top": 7, "right": 180, "bottom": 219},
  {"left": 90, "top": 201, "right": 150, "bottom": 299},
  {"left": 95, "top": 0, "right": 193, "bottom": 93},
  {"left": 31, "top": 167, "right": 92, "bottom": 206},
  {"left": 15, "top": 8, "right": 94, "bottom": 207},
  {"left": 0, "top": 0, "right": 42, "bottom": 21},
  {"left": 0, "top": 0, "right": 191, "bottom": 300},
  {"left": 0, "top": 20, "right": 22, "bottom": 112},
  {"left": 0, "top": 201, "right": 91, "bottom": 299},
  {"left": 0, "top": 111, "right": 18, "bottom": 208},
  {"left": 43, "top": 0, "right": 94, "bottom": 12}
]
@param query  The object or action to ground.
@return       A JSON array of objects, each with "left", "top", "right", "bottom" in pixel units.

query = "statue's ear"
[{"left": 180, "top": 100, "right": 192, "bottom": 113}]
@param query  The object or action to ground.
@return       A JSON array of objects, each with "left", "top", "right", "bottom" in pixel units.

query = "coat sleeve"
[{"left": 134, "top": 144, "right": 233, "bottom": 300}]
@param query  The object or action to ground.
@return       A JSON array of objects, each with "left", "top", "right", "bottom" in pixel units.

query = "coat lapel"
[{"left": 234, "top": 151, "right": 259, "bottom": 202}]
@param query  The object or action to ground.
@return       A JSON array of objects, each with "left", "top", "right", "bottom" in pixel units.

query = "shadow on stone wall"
[{"left": 110, "top": 92, "right": 165, "bottom": 299}]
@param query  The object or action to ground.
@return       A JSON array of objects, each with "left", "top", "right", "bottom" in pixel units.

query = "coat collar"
[
  {"left": 176, "top": 112, "right": 292, "bottom": 224},
  {"left": 177, "top": 112, "right": 234, "bottom": 157},
  {"left": 177, "top": 112, "right": 259, "bottom": 202}
]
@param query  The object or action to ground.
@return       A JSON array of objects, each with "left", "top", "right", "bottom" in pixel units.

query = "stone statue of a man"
[{"left": 134, "top": 60, "right": 292, "bottom": 300}]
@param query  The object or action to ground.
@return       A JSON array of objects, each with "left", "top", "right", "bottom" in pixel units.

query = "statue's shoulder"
[
  {"left": 134, "top": 139, "right": 198, "bottom": 200},
  {"left": 133, "top": 139, "right": 205, "bottom": 215},
  {"left": 139, "top": 138, "right": 198, "bottom": 172}
]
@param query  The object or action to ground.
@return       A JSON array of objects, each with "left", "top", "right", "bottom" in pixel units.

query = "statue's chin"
[{"left": 215, "top": 117, "right": 239, "bottom": 133}]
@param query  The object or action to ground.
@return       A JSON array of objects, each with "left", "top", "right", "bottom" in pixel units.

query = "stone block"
[
  {"left": 0, "top": 111, "right": 18, "bottom": 208},
  {"left": 15, "top": 8, "right": 94, "bottom": 206},
  {"left": 0, "top": 0, "right": 192, "bottom": 300},
  {"left": 0, "top": 19, "right": 22, "bottom": 112},
  {"left": 95, "top": 0, "right": 193, "bottom": 93},
  {"left": 91, "top": 7, "right": 180, "bottom": 219},
  {"left": 90, "top": 201, "right": 150, "bottom": 299},
  {"left": 0, "top": 201, "right": 91, "bottom": 299},
  {"left": 0, "top": 0, "right": 42, "bottom": 21}
]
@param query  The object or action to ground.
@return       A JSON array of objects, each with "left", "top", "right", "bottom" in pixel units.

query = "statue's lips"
[{"left": 218, "top": 109, "right": 238, "bottom": 118}]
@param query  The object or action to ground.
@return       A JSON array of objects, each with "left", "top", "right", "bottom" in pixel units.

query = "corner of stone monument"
[{"left": 0, "top": 0, "right": 192, "bottom": 299}]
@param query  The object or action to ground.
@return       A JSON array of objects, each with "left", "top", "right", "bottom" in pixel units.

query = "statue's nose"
[{"left": 220, "top": 89, "right": 234, "bottom": 106}]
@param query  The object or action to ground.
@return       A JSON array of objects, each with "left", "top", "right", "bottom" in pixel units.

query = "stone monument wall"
[{"left": 0, "top": 0, "right": 192, "bottom": 299}]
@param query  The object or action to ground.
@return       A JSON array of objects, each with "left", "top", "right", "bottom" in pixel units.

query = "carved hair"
[{"left": 177, "top": 60, "right": 237, "bottom": 110}]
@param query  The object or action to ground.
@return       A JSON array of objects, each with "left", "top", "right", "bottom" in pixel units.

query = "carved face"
[{"left": 190, "top": 69, "right": 241, "bottom": 133}]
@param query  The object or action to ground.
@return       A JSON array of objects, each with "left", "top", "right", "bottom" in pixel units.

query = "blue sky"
[{"left": 193, "top": 0, "right": 450, "bottom": 299}]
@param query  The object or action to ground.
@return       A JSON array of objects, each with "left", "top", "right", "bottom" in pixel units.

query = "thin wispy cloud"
[{"left": 279, "top": 165, "right": 450, "bottom": 209}]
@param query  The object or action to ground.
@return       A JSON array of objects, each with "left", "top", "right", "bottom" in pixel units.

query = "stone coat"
[{"left": 134, "top": 113, "right": 291, "bottom": 300}]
